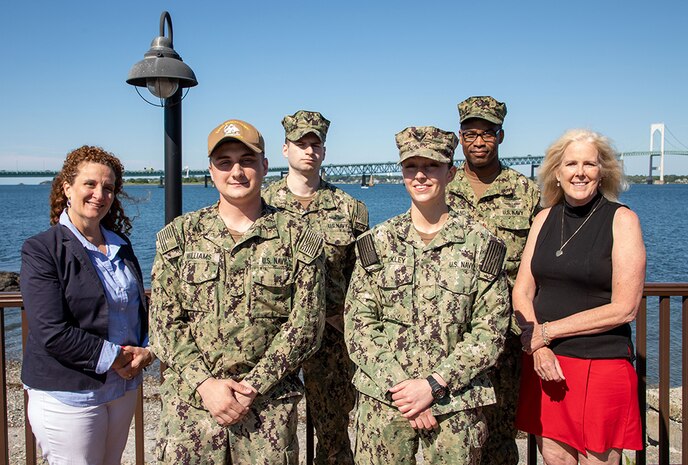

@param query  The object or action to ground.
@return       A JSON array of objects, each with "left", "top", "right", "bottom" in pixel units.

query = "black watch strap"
[{"left": 426, "top": 375, "right": 448, "bottom": 401}]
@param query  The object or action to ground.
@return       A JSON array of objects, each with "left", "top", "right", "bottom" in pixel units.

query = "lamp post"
[{"left": 126, "top": 11, "right": 197, "bottom": 224}]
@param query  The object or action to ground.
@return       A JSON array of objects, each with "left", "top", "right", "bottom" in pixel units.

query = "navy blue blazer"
[{"left": 20, "top": 224, "right": 148, "bottom": 391}]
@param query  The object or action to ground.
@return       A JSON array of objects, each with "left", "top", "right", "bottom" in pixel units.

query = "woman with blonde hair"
[{"left": 514, "top": 129, "right": 644, "bottom": 464}]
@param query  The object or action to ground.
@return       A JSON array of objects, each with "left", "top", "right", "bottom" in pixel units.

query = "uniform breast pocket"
[
  {"left": 179, "top": 258, "right": 220, "bottom": 338},
  {"left": 378, "top": 265, "right": 413, "bottom": 325},
  {"left": 436, "top": 274, "right": 475, "bottom": 325},
  {"left": 492, "top": 215, "right": 531, "bottom": 256},
  {"left": 251, "top": 265, "right": 294, "bottom": 319},
  {"left": 179, "top": 258, "right": 219, "bottom": 312}
]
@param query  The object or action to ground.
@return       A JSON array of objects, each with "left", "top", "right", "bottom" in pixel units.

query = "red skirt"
[{"left": 515, "top": 353, "right": 642, "bottom": 454}]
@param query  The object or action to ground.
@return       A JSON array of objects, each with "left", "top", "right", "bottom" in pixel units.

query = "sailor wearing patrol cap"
[
  {"left": 263, "top": 109, "right": 368, "bottom": 465},
  {"left": 448, "top": 96, "right": 541, "bottom": 465},
  {"left": 345, "top": 124, "right": 509, "bottom": 465}
]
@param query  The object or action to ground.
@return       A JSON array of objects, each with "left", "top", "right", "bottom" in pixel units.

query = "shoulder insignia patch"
[
  {"left": 156, "top": 224, "right": 180, "bottom": 254},
  {"left": 353, "top": 200, "right": 369, "bottom": 233},
  {"left": 356, "top": 232, "right": 379, "bottom": 268},
  {"left": 297, "top": 229, "right": 324, "bottom": 261},
  {"left": 480, "top": 238, "right": 506, "bottom": 276}
]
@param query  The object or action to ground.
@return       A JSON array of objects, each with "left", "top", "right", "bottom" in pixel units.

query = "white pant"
[{"left": 26, "top": 388, "right": 138, "bottom": 465}]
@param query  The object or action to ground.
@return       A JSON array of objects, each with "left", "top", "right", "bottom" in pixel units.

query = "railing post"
[
  {"left": 527, "top": 434, "right": 537, "bottom": 465},
  {"left": 135, "top": 384, "right": 144, "bottom": 465},
  {"left": 306, "top": 401, "right": 314, "bottom": 465},
  {"left": 0, "top": 310, "right": 8, "bottom": 465},
  {"left": 659, "top": 296, "right": 670, "bottom": 465},
  {"left": 682, "top": 295, "right": 687, "bottom": 465},
  {"left": 636, "top": 297, "right": 647, "bottom": 465},
  {"left": 21, "top": 308, "right": 37, "bottom": 465}
]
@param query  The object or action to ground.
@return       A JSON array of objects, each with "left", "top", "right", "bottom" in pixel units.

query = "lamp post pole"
[
  {"left": 164, "top": 89, "right": 183, "bottom": 224},
  {"left": 127, "top": 10, "right": 197, "bottom": 225}
]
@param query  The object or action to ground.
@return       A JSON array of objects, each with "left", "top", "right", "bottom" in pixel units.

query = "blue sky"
[{"left": 1, "top": 0, "right": 687, "bottom": 178}]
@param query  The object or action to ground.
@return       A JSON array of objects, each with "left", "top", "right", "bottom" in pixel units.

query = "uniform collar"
[
  {"left": 393, "top": 209, "right": 466, "bottom": 249},
  {"left": 274, "top": 177, "right": 337, "bottom": 212},
  {"left": 452, "top": 162, "right": 516, "bottom": 201},
  {"left": 202, "top": 201, "right": 279, "bottom": 249}
]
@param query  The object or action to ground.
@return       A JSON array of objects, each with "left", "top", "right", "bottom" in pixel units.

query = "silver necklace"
[{"left": 556, "top": 197, "right": 602, "bottom": 257}]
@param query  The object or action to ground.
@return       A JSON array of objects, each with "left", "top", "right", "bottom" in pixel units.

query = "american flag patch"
[
  {"left": 356, "top": 233, "right": 379, "bottom": 268},
  {"left": 480, "top": 238, "right": 506, "bottom": 276}
]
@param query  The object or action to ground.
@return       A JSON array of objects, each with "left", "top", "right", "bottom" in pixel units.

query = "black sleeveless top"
[{"left": 531, "top": 192, "right": 633, "bottom": 360}]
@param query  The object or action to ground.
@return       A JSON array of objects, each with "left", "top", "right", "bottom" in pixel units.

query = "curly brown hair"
[{"left": 49, "top": 146, "right": 132, "bottom": 235}]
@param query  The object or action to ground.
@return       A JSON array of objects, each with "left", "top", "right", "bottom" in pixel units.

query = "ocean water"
[{"left": 1, "top": 182, "right": 686, "bottom": 384}]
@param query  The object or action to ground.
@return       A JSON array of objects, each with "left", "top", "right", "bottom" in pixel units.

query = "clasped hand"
[
  {"left": 389, "top": 379, "right": 438, "bottom": 431},
  {"left": 197, "top": 378, "right": 258, "bottom": 427},
  {"left": 112, "top": 346, "right": 153, "bottom": 380}
]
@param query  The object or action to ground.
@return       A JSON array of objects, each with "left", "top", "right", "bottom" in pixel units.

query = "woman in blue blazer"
[{"left": 20, "top": 146, "right": 152, "bottom": 465}]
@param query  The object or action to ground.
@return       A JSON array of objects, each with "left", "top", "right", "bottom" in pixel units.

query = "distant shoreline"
[{"left": 3, "top": 171, "right": 687, "bottom": 186}]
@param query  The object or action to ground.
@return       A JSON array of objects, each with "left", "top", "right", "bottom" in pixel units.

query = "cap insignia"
[{"left": 223, "top": 124, "right": 240, "bottom": 136}]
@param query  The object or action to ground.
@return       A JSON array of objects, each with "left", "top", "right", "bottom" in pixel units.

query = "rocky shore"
[
  {"left": 646, "top": 386, "right": 683, "bottom": 458},
  {"left": 3, "top": 359, "right": 681, "bottom": 464},
  {"left": 0, "top": 272, "right": 19, "bottom": 292}
]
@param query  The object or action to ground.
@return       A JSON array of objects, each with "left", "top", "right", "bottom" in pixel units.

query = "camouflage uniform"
[
  {"left": 149, "top": 202, "right": 325, "bottom": 465},
  {"left": 345, "top": 209, "right": 510, "bottom": 464},
  {"left": 447, "top": 96, "right": 541, "bottom": 465},
  {"left": 263, "top": 109, "right": 369, "bottom": 464},
  {"left": 447, "top": 164, "right": 540, "bottom": 291},
  {"left": 263, "top": 177, "right": 368, "bottom": 465},
  {"left": 346, "top": 124, "right": 509, "bottom": 464}
]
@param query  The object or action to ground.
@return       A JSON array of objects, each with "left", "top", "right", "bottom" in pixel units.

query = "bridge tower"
[{"left": 650, "top": 123, "right": 665, "bottom": 184}]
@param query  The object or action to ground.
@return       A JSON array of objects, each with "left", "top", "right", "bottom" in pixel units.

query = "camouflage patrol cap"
[
  {"left": 395, "top": 126, "right": 459, "bottom": 164},
  {"left": 208, "top": 119, "right": 265, "bottom": 156},
  {"left": 282, "top": 110, "right": 330, "bottom": 143},
  {"left": 458, "top": 96, "right": 507, "bottom": 125}
]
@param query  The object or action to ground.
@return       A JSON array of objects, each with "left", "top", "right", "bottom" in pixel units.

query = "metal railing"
[
  {"left": 634, "top": 283, "right": 687, "bottom": 465},
  {"left": 1, "top": 285, "right": 686, "bottom": 465}
]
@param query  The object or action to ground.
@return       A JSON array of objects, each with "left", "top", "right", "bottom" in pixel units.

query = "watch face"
[
  {"left": 433, "top": 386, "right": 447, "bottom": 400},
  {"left": 427, "top": 375, "right": 448, "bottom": 401}
]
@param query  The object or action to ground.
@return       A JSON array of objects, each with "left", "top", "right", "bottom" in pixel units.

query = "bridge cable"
[{"left": 664, "top": 126, "right": 688, "bottom": 151}]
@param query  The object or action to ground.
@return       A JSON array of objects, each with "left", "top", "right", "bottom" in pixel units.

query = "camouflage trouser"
[
  {"left": 480, "top": 334, "right": 522, "bottom": 465},
  {"left": 353, "top": 393, "right": 487, "bottom": 465},
  {"left": 302, "top": 324, "right": 356, "bottom": 465},
  {"left": 156, "top": 379, "right": 301, "bottom": 465}
]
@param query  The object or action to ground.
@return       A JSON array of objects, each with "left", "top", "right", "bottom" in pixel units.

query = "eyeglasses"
[{"left": 460, "top": 129, "right": 502, "bottom": 143}]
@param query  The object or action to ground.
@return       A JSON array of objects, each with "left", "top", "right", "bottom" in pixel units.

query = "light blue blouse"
[{"left": 32, "top": 211, "right": 145, "bottom": 407}]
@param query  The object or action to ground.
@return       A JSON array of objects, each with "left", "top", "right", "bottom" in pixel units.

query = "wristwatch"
[{"left": 426, "top": 375, "right": 448, "bottom": 402}]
